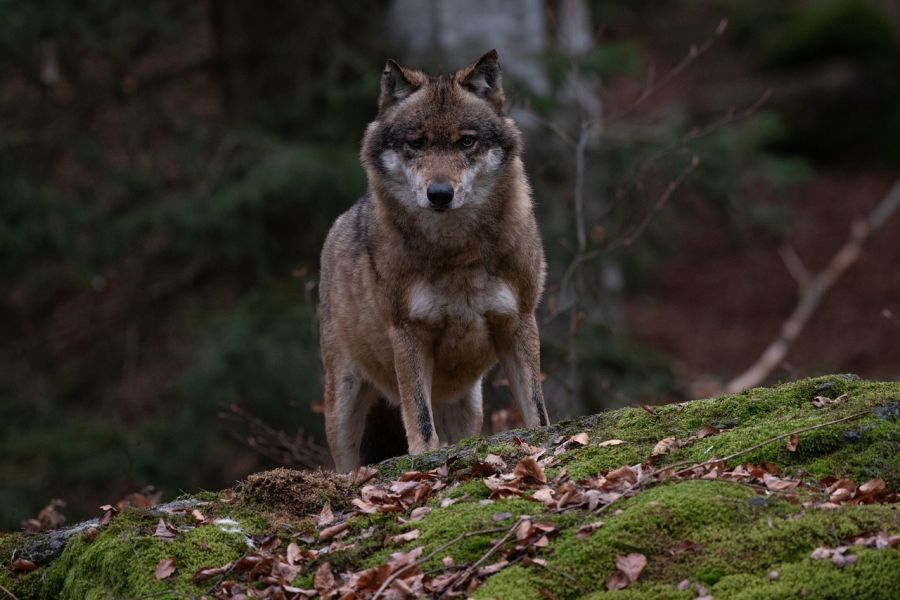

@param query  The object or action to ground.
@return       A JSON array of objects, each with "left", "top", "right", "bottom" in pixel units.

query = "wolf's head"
[{"left": 362, "top": 51, "right": 523, "bottom": 224}]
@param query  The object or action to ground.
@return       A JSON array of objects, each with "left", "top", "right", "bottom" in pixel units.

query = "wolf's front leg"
[
  {"left": 493, "top": 313, "right": 550, "bottom": 428},
  {"left": 389, "top": 324, "right": 439, "bottom": 454},
  {"left": 324, "top": 367, "right": 376, "bottom": 472},
  {"left": 434, "top": 379, "right": 484, "bottom": 444}
]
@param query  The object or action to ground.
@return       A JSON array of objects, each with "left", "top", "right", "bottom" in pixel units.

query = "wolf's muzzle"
[{"left": 426, "top": 182, "right": 454, "bottom": 209}]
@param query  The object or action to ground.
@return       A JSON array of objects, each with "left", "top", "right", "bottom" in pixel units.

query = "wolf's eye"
[
  {"left": 406, "top": 138, "right": 425, "bottom": 150},
  {"left": 459, "top": 135, "right": 477, "bottom": 149}
]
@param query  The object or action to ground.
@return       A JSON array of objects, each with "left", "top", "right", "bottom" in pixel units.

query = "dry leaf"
[
  {"left": 831, "top": 552, "right": 858, "bottom": 568},
  {"left": 786, "top": 433, "right": 799, "bottom": 452},
  {"left": 484, "top": 453, "right": 508, "bottom": 471},
  {"left": 575, "top": 521, "right": 603, "bottom": 538},
  {"left": 616, "top": 553, "right": 647, "bottom": 583},
  {"left": 384, "top": 529, "right": 420, "bottom": 546},
  {"left": 319, "top": 522, "right": 350, "bottom": 541},
  {"left": 695, "top": 425, "right": 721, "bottom": 439},
  {"left": 317, "top": 502, "right": 335, "bottom": 527},
  {"left": 570, "top": 432, "right": 590, "bottom": 446},
  {"left": 153, "top": 518, "right": 176, "bottom": 542},
  {"left": 598, "top": 439, "right": 626, "bottom": 447},
  {"left": 651, "top": 437, "right": 679, "bottom": 457},
  {"left": 514, "top": 457, "right": 547, "bottom": 485},
  {"left": 352, "top": 465, "right": 378, "bottom": 484},
  {"left": 12, "top": 558, "right": 36, "bottom": 573},
  {"left": 314, "top": 561, "right": 335, "bottom": 596},
  {"left": 859, "top": 479, "right": 886, "bottom": 496},
  {"left": 606, "top": 569, "right": 630, "bottom": 590},
  {"left": 155, "top": 558, "right": 176, "bottom": 580},
  {"left": 192, "top": 564, "right": 231, "bottom": 584},
  {"left": 287, "top": 542, "right": 302, "bottom": 566},
  {"left": 409, "top": 506, "right": 432, "bottom": 521},
  {"left": 763, "top": 473, "right": 800, "bottom": 492}
]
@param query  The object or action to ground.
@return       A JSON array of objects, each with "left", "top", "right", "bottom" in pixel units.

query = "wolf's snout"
[{"left": 426, "top": 182, "right": 454, "bottom": 209}]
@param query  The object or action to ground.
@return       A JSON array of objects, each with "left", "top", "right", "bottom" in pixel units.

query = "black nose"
[{"left": 426, "top": 182, "right": 454, "bottom": 208}]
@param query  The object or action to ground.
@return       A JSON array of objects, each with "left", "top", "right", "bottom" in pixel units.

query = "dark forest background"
[{"left": 2, "top": 0, "right": 900, "bottom": 530}]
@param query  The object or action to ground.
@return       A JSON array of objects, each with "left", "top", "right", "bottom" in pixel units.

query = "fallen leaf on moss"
[
  {"left": 695, "top": 424, "right": 721, "bottom": 439},
  {"left": 98, "top": 504, "right": 118, "bottom": 525},
  {"left": 352, "top": 465, "right": 378, "bottom": 484},
  {"left": 314, "top": 561, "right": 335, "bottom": 596},
  {"left": 153, "top": 518, "right": 176, "bottom": 542},
  {"left": 385, "top": 529, "right": 420, "bottom": 546},
  {"left": 607, "top": 569, "right": 630, "bottom": 590},
  {"left": 192, "top": 563, "right": 231, "bottom": 584},
  {"left": 786, "top": 433, "right": 799, "bottom": 452},
  {"left": 409, "top": 506, "right": 431, "bottom": 521},
  {"left": 317, "top": 501, "right": 334, "bottom": 527},
  {"left": 319, "top": 522, "right": 350, "bottom": 541},
  {"left": 617, "top": 553, "right": 647, "bottom": 583},
  {"left": 514, "top": 457, "right": 547, "bottom": 485},
  {"left": 650, "top": 437, "right": 680, "bottom": 459},
  {"left": 155, "top": 558, "right": 176, "bottom": 580},
  {"left": 763, "top": 473, "right": 800, "bottom": 492},
  {"left": 12, "top": 558, "right": 36, "bottom": 573},
  {"left": 576, "top": 521, "right": 604, "bottom": 538},
  {"left": 598, "top": 439, "right": 626, "bottom": 447}
]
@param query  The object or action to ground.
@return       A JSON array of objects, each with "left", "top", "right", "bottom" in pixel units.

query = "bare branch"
[
  {"left": 725, "top": 180, "right": 900, "bottom": 393},
  {"left": 606, "top": 18, "right": 729, "bottom": 123},
  {"left": 606, "top": 155, "right": 700, "bottom": 252},
  {"left": 220, "top": 403, "right": 333, "bottom": 470},
  {"left": 371, "top": 524, "right": 512, "bottom": 600},
  {"left": 778, "top": 244, "right": 812, "bottom": 291}
]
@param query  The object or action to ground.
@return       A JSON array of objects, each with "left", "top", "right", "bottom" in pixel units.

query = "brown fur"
[{"left": 319, "top": 51, "right": 549, "bottom": 472}]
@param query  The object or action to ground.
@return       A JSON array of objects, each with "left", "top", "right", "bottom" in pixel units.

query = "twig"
[
  {"left": 605, "top": 155, "right": 700, "bottom": 252},
  {"left": 547, "top": 154, "right": 701, "bottom": 326},
  {"left": 778, "top": 244, "right": 812, "bottom": 291},
  {"left": 606, "top": 18, "right": 728, "bottom": 122},
  {"left": 447, "top": 516, "right": 524, "bottom": 595},
  {"left": 725, "top": 180, "right": 900, "bottom": 393},
  {"left": 371, "top": 525, "right": 510, "bottom": 600},
  {"left": 674, "top": 409, "right": 873, "bottom": 476},
  {"left": 605, "top": 88, "right": 771, "bottom": 223},
  {"left": 0, "top": 583, "right": 19, "bottom": 600},
  {"left": 220, "top": 403, "right": 333, "bottom": 469}
]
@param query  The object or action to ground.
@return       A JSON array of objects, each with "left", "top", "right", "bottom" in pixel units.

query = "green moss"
[
  {"left": 41, "top": 509, "right": 249, "bottom": 599},
  {"left": 551, "top": 377, "right": 899, "bottom": 489},
  {"left": 0, "top": 531, "right": 45, "bottom": 599},
  {"left": 474, "top": 565, "right": 545, "bottom": 600},
  {"left": 715, "top": 548, "right": 900, "bottom": 600},
  {"left": 557, "top": 443, "right": 643, "bottom": 480},
  {"left": 8, "top": 377, "right": 900, "bottom": 599},
  {"left": 485, "top": 477, "right": 900, "bottom": 599}
]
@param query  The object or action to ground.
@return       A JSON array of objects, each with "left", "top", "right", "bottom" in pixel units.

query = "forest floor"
[{"left": 3, "top": 375, "right": 898, "bottom": 599}]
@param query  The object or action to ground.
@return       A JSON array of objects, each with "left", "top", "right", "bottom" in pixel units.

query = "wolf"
[{"left": 319, "top": 50, "right": 549, "bottom": 472}]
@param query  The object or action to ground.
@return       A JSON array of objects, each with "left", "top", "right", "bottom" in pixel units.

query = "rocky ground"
[{"left": 2, "top": 375, "right": 899, "bottom": 599}]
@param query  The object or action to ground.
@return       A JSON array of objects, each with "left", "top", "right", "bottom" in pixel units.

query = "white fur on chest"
[{"left": 408, "top": 274, "right": 517, "bottom": 323}]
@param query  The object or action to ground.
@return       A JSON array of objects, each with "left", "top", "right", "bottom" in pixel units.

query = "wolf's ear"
[
  {"left": 379, "top": 59, "right": 423, "bottom": 113},
  {"left": 456, "top": 50, "right": 504, "bottom": 113}
]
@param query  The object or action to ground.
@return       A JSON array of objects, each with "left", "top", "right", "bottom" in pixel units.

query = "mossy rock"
[{"left": 2, "top": 376, "right": 899, "bottom": 599}]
